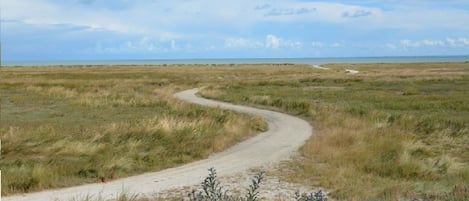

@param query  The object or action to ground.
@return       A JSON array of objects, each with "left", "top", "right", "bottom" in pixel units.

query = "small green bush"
[
  {"left": 188, "top": 168, "right": 327, "bottom": 201},
  {"left": 188, "top": 168, "right": 265, "bottom": 201}
]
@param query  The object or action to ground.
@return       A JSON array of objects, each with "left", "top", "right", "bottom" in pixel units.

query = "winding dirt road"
[{"left": 4, "top": 88, "right": 313, "bottom": 201}]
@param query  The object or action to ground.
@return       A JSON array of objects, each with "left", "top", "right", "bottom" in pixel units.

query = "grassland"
[
  {"left": 0, "top": 65, "right": 267, "bottom": 195},
  {"left": 200, "top": 62, "right": 469, "bottom": 200},
  {"left": 1, "top": 63, "right": 468, "bottom": 200}
]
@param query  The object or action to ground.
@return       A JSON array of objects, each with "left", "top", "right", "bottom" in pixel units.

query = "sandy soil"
[
  {"left": 311, "top": 64, "right": 329, "bottom": 70},
  {"left": 4, "top": 88, "right": 313, "bottom": 201},
  {"left": 345, "top": 69, "right": 360, "bottom": 74}
]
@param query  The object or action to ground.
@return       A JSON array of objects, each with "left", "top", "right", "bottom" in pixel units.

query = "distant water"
[{"left": 2, "top": 56, "right": 469, "bottom": 66}]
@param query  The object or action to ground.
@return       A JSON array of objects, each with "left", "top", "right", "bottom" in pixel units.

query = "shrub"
[
  {"left": 188, "top": 168, "right": 265, "bottom": 201},
  {"left": 188, "top": 168, "right": 327, "bottom": 201}
]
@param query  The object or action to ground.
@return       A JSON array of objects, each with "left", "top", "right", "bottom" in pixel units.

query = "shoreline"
[{"left": 3, "top": 56, "right": 469, "bottom": 67}]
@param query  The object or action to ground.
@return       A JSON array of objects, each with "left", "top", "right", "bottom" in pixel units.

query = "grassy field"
[
  {"left": 200, "top": 62, "right": 469, "bottom": 200},
  {"left": 1, "top": 63, "right": 468, "bottom": 200},
  {"left": 0, "top": 65, "right": 267, "bottom": 195}
]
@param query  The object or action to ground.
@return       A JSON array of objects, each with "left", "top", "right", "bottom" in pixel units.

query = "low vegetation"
[
  {"left": 187, "top": 168, "right": 267, "bottom": 201},
  {"left": 1, "top": 63, "right": 468, "bottom": 200},
  {"left": 71, "top": 168, "right": 328, "bottom": 201},
  {"left": 200, "top": 62, "right": 469, "bottom": 200},
  {"left": 0, "top": 65, "right": 268, "bottom": 195},
  {"left": 188, "top": 168, "right": 328, "bottom": 201}
]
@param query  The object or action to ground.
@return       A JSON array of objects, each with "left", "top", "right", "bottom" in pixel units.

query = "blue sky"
[{"left": 1, "top": 0, "right": 469, "bottom": 61}]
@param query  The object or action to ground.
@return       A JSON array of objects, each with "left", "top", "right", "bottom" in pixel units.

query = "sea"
[{"left": 2, "top": 56, "right": 469, "bottom": 67}]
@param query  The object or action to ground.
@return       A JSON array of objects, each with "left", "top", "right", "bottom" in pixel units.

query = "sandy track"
[{"left": 4, "top": 88, "right": 313, "bottom": 201}]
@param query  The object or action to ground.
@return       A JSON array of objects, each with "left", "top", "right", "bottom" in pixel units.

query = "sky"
[{"left": 1, "top": 0, "right": 469, "bottom": 61}]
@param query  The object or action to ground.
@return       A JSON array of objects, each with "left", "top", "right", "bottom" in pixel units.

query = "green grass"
[
  {"left": 199, "top": 62, "right": 469, "bottom": 200},
  {"left": 0, "top": 65, "right": 267, "bottom": 195},
  {"left": 1, "top": 63, "right": 468, "bottom": 200}
]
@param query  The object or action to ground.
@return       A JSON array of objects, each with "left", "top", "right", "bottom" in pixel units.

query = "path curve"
[{"left": 5, "top": 88, "right": 313, "bottom": 201}]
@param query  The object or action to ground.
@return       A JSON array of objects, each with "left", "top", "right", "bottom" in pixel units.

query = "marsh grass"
[
  {"left": 199, "top": 63, "right": 469, "bottom": 200},
  {"left": 2, "top": 63, "right": 468, "bottom": 200},
  {"left": 0, "top": 65, "right": 269, "bottom": 195}
]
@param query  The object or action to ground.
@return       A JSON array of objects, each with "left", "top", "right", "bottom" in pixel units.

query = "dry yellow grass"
[
  {"left": 0, "top": 65, "right": 268, "bottom": 195},
  {"left": 2, "top": 63, "right": 468, "bottom": 200},
  {"left": 199, "top": 62, "right": 469, "bottom": 200}
]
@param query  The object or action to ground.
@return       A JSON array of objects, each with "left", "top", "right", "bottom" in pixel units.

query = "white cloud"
[
  {"left": 224, "top": 35, "right": 302, "bottom": 50},
  {"left": 123, "top": 37, "right": 159, "bottom": 52},
  {"left": 289, "top": 41, "right": 303, "bottom": 49},
  {"left": 0, "top": 0, "right": 389, "bottom": 36},
  {"left": 265, "top": 34, "right": 281, "bottom": 49},
  {"left": 225, "top": 38, "right": 263, "bottom": 48},
  {"left": 262, "top": 7, "right": 316, "bottom": 17},
  {"left": 446, "top": 38, "right": 457, "bottom": 46},
  {"left": 3, "top": 0, "right": 469, "bottom": 59},
  {"left": 331, "top": 42, "right": 343, "bottom": 48},
  {"left": 254, "top": 1, "right": 382, "bottom": 25},
  {"left": 401, "top": 39, "right": 420, "bottom": 48},
  {"left": 443, "top": 37, "right": 469, "bottom": 47},
  {"left": 264, "top": 34, "right": 303, "bottom": 49},
  {"left": 311, "top": 41, "right": 347, "bottom": 48},
  {"left": 458, "top": 38, "right": 469, "bottom": 46},
  {"left": 3, "top": 0, "right": 468, "bottom": 40},
  {"left": 341, "top": 9, "right": 373, "bottom": 18},
  {"left": 422, "top": 40, "right": 444, "bottom": 46},
  {"left": 96, "top": 36, "right": 191, "bottom": 54},
  {"left": 390, "top": 38, "right": 469, "bottom": 50},
  {"left": 1, "top": 0, "right": 136, "bottom": 34}
]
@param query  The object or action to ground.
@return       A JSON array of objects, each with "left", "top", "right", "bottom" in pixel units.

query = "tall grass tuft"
[
  {"left": 0, "top": 66, "right": 267, "bottom": 195},
  {"left": 199, "top": 62, "right": 469, "bottom": 200}
]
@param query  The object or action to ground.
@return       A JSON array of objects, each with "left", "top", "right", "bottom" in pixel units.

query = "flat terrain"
[
  {"left": 1, "top": 63, "right": 468, "bottom": 200},
  {"left": 201, "top": 62, "right": 469, "bottom": 200},
  {"left": 3, "top": 88, "right": 312, "bottom": 201},
  {"left": 0, "top": 65, "right": 269, "bottom": 196}
]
